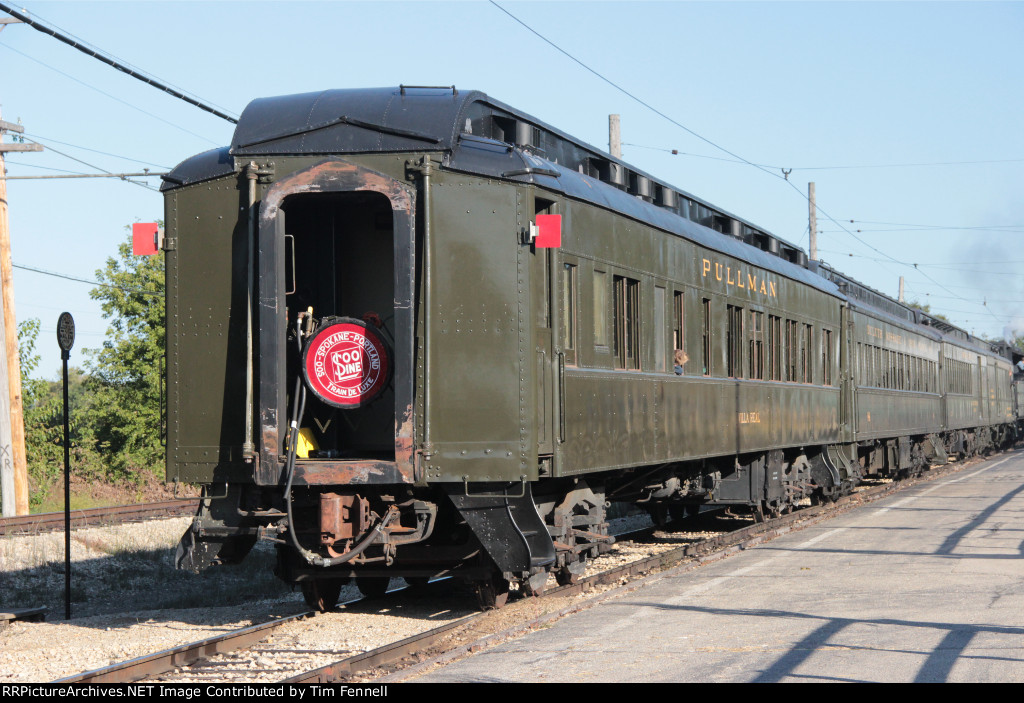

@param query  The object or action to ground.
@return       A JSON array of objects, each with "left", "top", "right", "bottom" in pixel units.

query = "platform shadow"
[{"left": 622, "top": 601, "right": 1024, "bottom": 682}]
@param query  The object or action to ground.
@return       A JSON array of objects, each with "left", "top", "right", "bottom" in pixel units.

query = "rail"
[{"left": 0, "top": 499, "right": 197, "bottom": 536}]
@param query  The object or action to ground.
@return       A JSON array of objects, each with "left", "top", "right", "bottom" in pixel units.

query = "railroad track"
[
  {"left": 53, "top": 453, "right": 1000, "bottom": 685},
  {"left": 0, "top": 499, "right": 197, "bottom": 536}
]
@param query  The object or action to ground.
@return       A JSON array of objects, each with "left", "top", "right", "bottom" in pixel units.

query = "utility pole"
[
  {"left": 609, "top": 114, "right": 621, "bottom": 159},
  {"left": 0, "top": 109, "right": 39, "bottom": 517},
  {"left": 808, "top": 182, "right": 817, "bottom": 262},
  {"left": 899, "top": 276, "right": 905, "bottom": 303}
]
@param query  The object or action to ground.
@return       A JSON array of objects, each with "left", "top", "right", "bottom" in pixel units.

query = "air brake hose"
[{"left": 283, "top": 376, "right": 397, "bottom": 567}]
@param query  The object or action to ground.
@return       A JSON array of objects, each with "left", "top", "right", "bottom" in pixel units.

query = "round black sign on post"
[
  {"left": 57, "top": 312, "right": 75, "bottom": 359},
  {"left": 58, "top": 312, "right": 74, "bottom": 620}
]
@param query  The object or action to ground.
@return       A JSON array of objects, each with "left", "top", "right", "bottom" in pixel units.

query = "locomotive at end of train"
[{"left": 156, "top": 86, "right": 1024, "bottom": 610}]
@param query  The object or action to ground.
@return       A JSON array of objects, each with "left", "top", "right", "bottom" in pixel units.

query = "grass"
[{"left": 32, "top": 491, "right": 109, "bottom": 514}]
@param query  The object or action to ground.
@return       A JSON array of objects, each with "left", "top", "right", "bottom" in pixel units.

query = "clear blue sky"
[{"left": 1, "top": 1, "right": 1022, "bottom": 377}]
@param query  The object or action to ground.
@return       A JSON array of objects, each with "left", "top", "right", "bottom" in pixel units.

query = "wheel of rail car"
[
  {"left": 555, "top": 558, "right": 587, "bottom": 587},
  {"left": 474, "top": 574, "right": 510, "bottom": 610},
  {"left": 356, "top": 576, "right": 391, "bottom": 599},
  {"left": 301, "top": 578, "right": 343, "bottom": 612},
  {"left": 669, "top": 504, "right": 701, "bottom": 522},
  {"left": 404, "top": 576, "right": 431, "bottom": 592},
  {"left": 522, "top": 571, "right": 549, "bottom": 597}
]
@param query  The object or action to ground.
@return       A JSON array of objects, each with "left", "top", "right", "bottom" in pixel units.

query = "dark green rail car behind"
[{"left": 160, "top": 87, "right": 1020, "bottom": 608}]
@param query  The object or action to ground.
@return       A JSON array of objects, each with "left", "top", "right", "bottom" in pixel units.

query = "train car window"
[
  {"left": 749, "top": 311, "right": 764, "bottom": 380},
  {"left": 822, "top": 329, "right": 833, "bottom": 386},
  {"left": 613, "top": 275, "right": 640, "bottom": 370},
  {"left": 594, "top": 270, "right": 609, "bottom": 349},
  {"left": 562, "top": 263, "right": 577, "bottom": 364},
  {"left": 655, "top": 285, "right": 666, "bottom": 372},
  {"left": 786, "top": 319, "right": 798, "bottom": 382},
  {"left": 702, "top": 298, "right": 711, "bottom": 376},
  {"left": 727, "top": 304, "right": 744, "bottom": 378},
  {"left": 802, "top": 324, "right": 813, "bottom": 384},
  {"left": 673, "top": 290, "right": 685, "bottom": 373},
  {"left": 768, "top": 314, "right": 782, "bottom": 381}
]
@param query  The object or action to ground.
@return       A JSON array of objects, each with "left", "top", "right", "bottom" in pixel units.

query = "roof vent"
[{"left": 656, "top": 187, "right": 678, "bottom": 209}]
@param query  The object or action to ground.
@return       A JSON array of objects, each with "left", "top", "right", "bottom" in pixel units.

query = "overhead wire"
[
  {"left": 488, "top": 1, "right": 786, "bottom": 184},
  {"left": 0, "top": 3, "right": 238, "bottom": 124},
  {"left": 821, "top": 225, "right": 1024, "bottom": 234},
  {"left": 18, "top": 137, "right": 160, "bottom": 192},
  {"left": 489, "top": 3, "right": 1016, "bottom": 330},
  {"left": 853, "top": 219, "right": 1023, "bottom": 228},
  {"left": 818, "top": 249, "right": 1024, "bottom": 269},
  {"left": 0, "top": 41, "right": 223, "bottom": 146},
  {"left": 622, "top": 142, "right": 1024, "bottom": 171},
  {"left": 2, "top": 171, "right": 165, "bottom": 181},
  {"left": 13, "top": 262, "right": 163, "bottom": 297},
  {"left": 21, "top": 131, "right": 172, "bottom": 170}
]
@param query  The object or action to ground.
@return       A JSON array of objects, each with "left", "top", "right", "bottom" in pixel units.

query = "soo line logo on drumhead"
[{"left": 302, "top": 318, "right": 391, "bottom": 409}]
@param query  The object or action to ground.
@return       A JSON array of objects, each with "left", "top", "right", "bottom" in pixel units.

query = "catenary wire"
[
  {"left": 622, "top": 142, "right": 1024, "bottom": 171},
  {"left": 14, "top": 262, "right": 163, "bottom": 297},
  {"left": 488, "top": 2, "right": 991, "bottom": 319},
  {"left": 0, "top": 3, "right": 238, "bottom": 124},
  {"left": 0, "top": 41, "right": 223, "bottom": 147},
  {"left": 21, "top": 132, "right": 172, "bottom": 170}
]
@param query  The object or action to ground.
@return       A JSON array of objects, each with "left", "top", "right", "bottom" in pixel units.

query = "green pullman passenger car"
[{"left": 160, "top": 88, "right": 1019, "bottom": 609}]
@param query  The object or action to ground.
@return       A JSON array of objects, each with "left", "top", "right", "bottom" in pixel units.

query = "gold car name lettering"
[
  {"left": 738, "top": 411, "right": 761, "bottom": 424},
  {"left": 702, "top": 258, "right": 777, "bottom": 298}
]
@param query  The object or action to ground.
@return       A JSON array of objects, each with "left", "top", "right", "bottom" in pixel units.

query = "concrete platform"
[{"left": 415, "top": 451, "right": 1024, "bottom": 682}]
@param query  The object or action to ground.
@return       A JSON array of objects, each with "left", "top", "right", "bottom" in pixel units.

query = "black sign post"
[{"left": 57, "top": 312, "right": 75, "bottom": 620}]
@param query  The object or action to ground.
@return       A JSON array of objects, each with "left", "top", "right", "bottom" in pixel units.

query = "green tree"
[
  {"left": 18, "top": 319, "right": 103, "bottom": 507},
  {"left": 84, "top": 227, "right": 165, "bottom": 482},
  {"left": 906, "top": 300, "right": 951, "bottom": 324}
]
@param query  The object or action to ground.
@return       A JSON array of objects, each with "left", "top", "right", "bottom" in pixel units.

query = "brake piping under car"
[{"left": 283, "top": 376, "right": 397, "bottom": 568}]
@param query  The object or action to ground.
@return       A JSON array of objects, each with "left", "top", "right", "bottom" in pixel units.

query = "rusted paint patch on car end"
[
  {"left": 293, "top": 460, "right": 409, "bottom": 486},
  {"left": 261, "top": 159, "right": 413, "bottom": 222}
]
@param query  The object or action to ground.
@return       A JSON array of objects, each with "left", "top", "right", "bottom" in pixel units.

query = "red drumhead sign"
[{"left": 302, "top": 318, "right": 391, "bottom": 409}]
